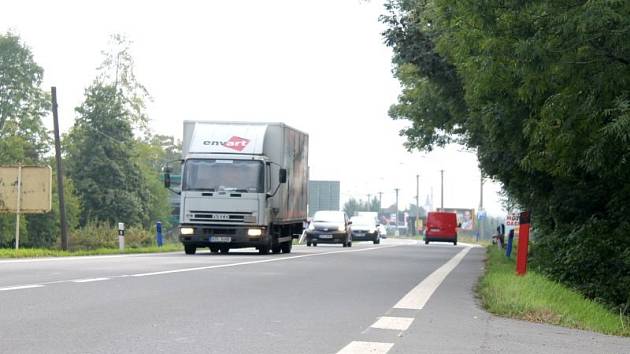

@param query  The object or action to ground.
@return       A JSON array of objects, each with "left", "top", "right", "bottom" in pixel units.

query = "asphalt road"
[{"left": 1, "top": 239, "right": 628, "bottom": 354}]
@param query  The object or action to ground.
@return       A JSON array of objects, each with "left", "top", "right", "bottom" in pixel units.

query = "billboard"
[
  {"left": 437, "top": 208, "right": 475, "bottom": 231},
  {"left": 308, "top": 180, "right": 340, "bottom": 217},
  {"left": 0, "top": 166, "right": 52, "bottom": 213}
]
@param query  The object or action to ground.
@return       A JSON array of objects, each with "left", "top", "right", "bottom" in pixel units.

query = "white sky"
[{"left": 2, "top": 0, "right": 506, "bottom": 216}]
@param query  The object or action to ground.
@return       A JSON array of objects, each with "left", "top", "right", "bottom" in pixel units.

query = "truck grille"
[
  {"left": 202, "top": 228, "right": 237, "bottom": 235},
  {"left": 189, "top": 210, "right": 253, "bottom": 223}
]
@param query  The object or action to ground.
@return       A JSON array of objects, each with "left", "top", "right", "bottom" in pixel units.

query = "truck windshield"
[{"left": 183, "top": 159, "right": 264, "bottom": 193}]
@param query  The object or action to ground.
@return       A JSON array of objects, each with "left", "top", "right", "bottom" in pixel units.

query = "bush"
[
  {"left": 532, "top": 217, "right": 630, "bottom": 314},
  {"left": 68, "top": 221, "right": 154, "bottom": 250}
]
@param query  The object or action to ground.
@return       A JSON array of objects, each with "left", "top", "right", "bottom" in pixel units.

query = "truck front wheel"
[
  {"left": 184, "top": 245, "right": 196, "bottom": 255},
  {"left": 281, "top": 241, "right": 292, "bottom": 254}
]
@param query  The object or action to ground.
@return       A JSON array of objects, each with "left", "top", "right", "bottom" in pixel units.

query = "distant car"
[
  {"left": 305, "top": 210, "right": 352, "bottom": 247},
  {"left": 350, "top": 216, "right": 380, "bottom": 244},
  {"left": 424, "top": 211, "right": 459, "bottom": 245}
]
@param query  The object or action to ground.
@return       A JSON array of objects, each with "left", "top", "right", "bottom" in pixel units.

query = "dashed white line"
[
  {"left": 370, "top": 316, "right": 414, "bottom": 331},
  {"left": 336, "top": 341, "right": 394, "bottom": 354},
  {"left": 394, "top": 246, "right": 471, "bottom": 310},
  {"left": 0, "top": 284, "right": 44, "bottom": 291},
  {"left": 71, "top": 277, "right": 110, "bottom": 283}
]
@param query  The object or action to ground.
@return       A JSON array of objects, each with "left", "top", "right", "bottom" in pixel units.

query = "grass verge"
[
  {"left": 0, "top": 243, "right": 183, "bottom": 258},
  {"left": 478, "top": 245, "right": 630, "bottom": 336}
]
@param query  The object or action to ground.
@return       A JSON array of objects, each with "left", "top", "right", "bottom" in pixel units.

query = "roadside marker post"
[
  {"left": 516, "top": 211, "right": 531, "bottom": 276},
  {"left": 505, "top": 229, "right": 514, "bottom": 258},
  {"left": 118, "top": 222, "right": 125, "bottom": 251},
  {"left": 156, "top": 221, "right": 163, "bottom": 247}
]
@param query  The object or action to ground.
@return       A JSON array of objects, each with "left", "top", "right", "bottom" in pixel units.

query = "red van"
[{"left": 424, "top": 212, "right": 459, "bottom": 245}]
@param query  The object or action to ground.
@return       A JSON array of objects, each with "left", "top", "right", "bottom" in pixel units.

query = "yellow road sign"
[{"left": 0, "top": 165, "right": 52, "bottom": 213}]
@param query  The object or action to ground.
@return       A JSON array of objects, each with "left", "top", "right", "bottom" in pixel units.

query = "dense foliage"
[
  {"left": 0, "top": 33, "right": 177, "bottom": 247},
  {"left": 382, "top": 0, "right": 630, "bottom": 310}
]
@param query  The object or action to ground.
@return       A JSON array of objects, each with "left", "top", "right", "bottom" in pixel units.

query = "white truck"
[{"left": 164, "top": 121, "right": 309, "bottom": 255}]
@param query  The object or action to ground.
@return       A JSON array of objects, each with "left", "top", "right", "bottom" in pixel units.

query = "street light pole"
[
  {"left": 416, "top": 174, "right": 420, "bottom": 236},
  {"left": 394, "top": 188, "right": 400, "bottom": 236},
  {"left": 478, "top": 174, "right": 485, "bottom": 241},
  {"left": 440, "top": 169, "right": 444, "bottom": 209}
]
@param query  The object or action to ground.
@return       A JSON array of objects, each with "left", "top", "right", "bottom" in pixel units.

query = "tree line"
[
  {"left": 0, "top": 32, "right": 179, "bottom": 248},
  {"left": 380, "top": 1, "right": 630, "bottom": 311}
]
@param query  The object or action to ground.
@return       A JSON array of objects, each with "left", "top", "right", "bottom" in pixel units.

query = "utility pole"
[
  {"left": 478, "top": 174, "right": 485, "bottom": 242},
  {"left": 440, "top": 169, "right": 444, "bottom": 210},
  {"left": 378, "top": 192, "right": 383, "bottom": 212},
  {"left": 367, "top": 193, "right": 372, "bottom": 210},
  {"left": 51, "top": 87, "right": 69, "bottom": 250},
  {"left": 416, "top": 174, "right": 420, "bottom": 236},
  {"left": 394, "top": 188, "right": 400, "bottom": 236}
]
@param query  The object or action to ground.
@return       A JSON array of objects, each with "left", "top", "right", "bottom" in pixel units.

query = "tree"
[
  {"left": 65, "top": 83, "right": 148, "bottom": 226},
  {"left": 343, "top": 198, "right": 361, "bottom": 217},
  {"left": 381, "top": 0, "right": 630, "bottom": 310},
  {"left": 64, "top": 34, "right": 175, "bottom": 229},
  {"left": 0, "top": 32, "right": 50, "bottom": 161},
  {"left": 0, "top": 32, "right": 51, "bottom": 247}
]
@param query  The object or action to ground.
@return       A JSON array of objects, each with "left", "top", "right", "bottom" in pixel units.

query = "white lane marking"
[
  {"left": 0, "top": 245, "right": 401, "bottom": 291},
  {"left": 394, "top": 246, "right": 471, "bottom": 310},
  {"left": 370, "top": 316, "right": 414, "bottom": 331},
  {"left": 0, "top": 284, "right": 44, "bottom": 291},
  {"left": 71, "top": 277, "right": 110, "bottom": 283},
  {"left": 337, "top": 341, "right": 394, "bottom": 354},
  {"left": 130, "top": 245, "right": 399, "bottom": 277}
]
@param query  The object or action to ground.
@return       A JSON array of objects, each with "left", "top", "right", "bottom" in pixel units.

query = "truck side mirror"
[
  {"left": 279, "top": 169, "right": 287, "bottom": 184},
  {"left": 163, "top": 167, "right": 172, "bottom": 188}
]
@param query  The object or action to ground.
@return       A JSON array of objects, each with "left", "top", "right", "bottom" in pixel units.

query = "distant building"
[{"left": 308, "top": 180, "right": 340, "bottom": 217}]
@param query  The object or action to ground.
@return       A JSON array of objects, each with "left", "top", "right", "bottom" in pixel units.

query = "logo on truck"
[{"left": 203, "top": 136, "right": 250, "bottom": 152}]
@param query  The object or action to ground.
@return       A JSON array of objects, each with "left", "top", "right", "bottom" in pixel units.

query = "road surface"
[{"left": 1, "top": 239, "right": 628, "bottom": 353}]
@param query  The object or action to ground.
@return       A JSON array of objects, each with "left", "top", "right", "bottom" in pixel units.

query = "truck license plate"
[
  {"left": 319, "top": 234, "right": 333, "bottom": 239},
  {"left": 210, "top": 236, "right": 231, "bottom": 243}
]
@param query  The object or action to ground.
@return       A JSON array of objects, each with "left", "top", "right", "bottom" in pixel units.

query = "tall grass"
[
  {"left": 478, "top": 245, "right": 630, "bottom": 336},
  {"left": 0, "top": 221, "right": 182, "bottom": 258},
  {"left": 0, "top": 244, "right": 182, "bottom": 258}
]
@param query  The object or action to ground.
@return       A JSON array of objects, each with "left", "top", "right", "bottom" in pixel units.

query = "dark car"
[
  {"left": 350, "top": 216, "right": 380, "bottom": 244},
  {"left": 305, "top": 210, "right": 352, "bottom": 247}
]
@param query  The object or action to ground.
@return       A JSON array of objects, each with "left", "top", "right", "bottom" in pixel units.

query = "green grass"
[
  {"left": 478, "top": 245, "right": 630, "bottom": 336},
  {"left": 0, "top": 243, "right": 183, "bottom": 258}
]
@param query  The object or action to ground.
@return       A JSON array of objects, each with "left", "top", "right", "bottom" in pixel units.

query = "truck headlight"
[
  {"left": 369, "top": 228, "right": 376, "bottom": 233},
  {"left": 248, "top": 228, "right": 262, "bottom": 236},
  {"left": 338, "top": 224, "right": 346, "bottom": 232},
  {"left": 308, "top": 223, "right": 314, "bottom": 231},
  {"left": 180, "top": 227, "right": 194, "bottom": 235}
]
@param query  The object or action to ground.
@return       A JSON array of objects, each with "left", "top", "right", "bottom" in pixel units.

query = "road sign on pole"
[{"left": 0, "top": 165, "right": 52, "bottom": 249}]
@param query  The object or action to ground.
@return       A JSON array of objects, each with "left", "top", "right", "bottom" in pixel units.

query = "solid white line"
[
  {"left": 370, "top": 316, "right": 414, "bottom": 331},
  {"left": 336, "top": 341, "right": 394, "bottom": 354},
  {"left": 130, "top": 245, "right": 399, "bottom": 277},
  {"left": 393, "top": 246, "right": 471, "bottom": 310},
  {"left": 0, "top": 284, "right": 44, "bottom": 291},
  {"left": 71, "top": 278, "right": 110, "bottom": 283}
]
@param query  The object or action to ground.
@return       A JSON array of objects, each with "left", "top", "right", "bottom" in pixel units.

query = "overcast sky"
[{"left": 2, "top": 0, "right": 506, "bottom": 216}]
